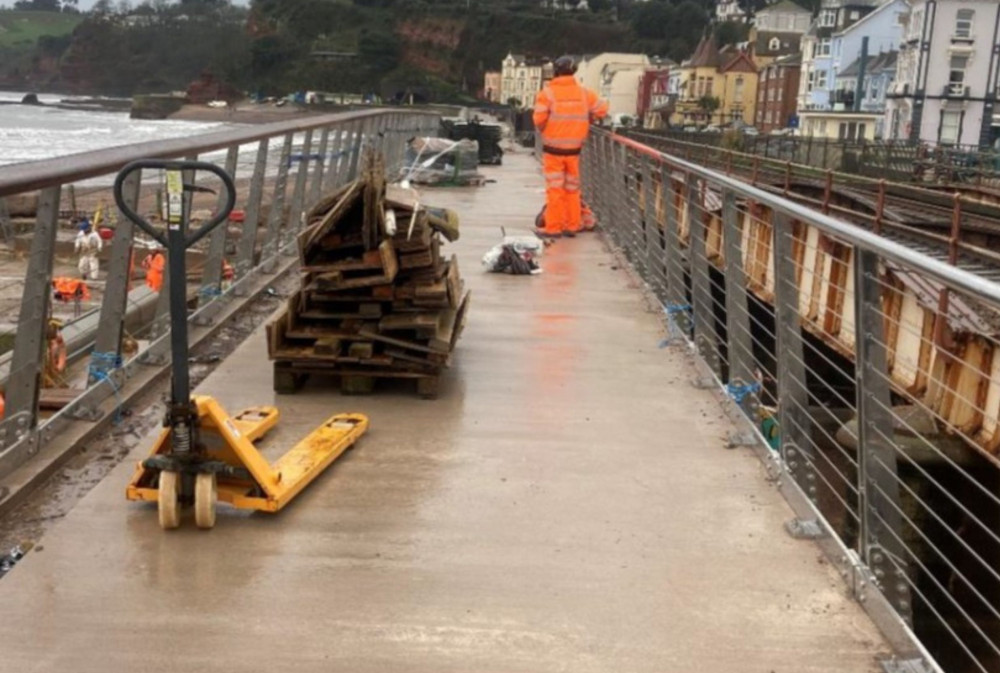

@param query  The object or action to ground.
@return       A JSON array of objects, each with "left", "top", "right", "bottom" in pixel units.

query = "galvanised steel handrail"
[
  {"left": 0, "top": 108, "right": 439, "bottom": 488},
  {"left": 582, "top": 128, "right": 1000, "bottom": 673},
  {"left": 609, "top": 132, "right": 1000, "bottom": 308},
  {"left": 0, "top": 108, "right": 435, "bottom": 197}
]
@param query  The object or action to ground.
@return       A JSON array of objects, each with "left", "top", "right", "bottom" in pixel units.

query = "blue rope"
[
  {"left": 199, "top": 285, "right": 223, "bottom": 299},
  {"left": 726, "top": 381, "right": 762, "bottom": 404},
  {"left": 664, "top": 303, "right": 691, "bottom": 316},
  {"left": 88, "top": 351, "right": 124, "bottom": 424}
]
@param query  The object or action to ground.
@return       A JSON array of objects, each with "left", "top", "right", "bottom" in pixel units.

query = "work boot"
[
  {"left": 563, "top": 230, "right": 577, "bottom": 238},
  {"left": 534, "top": 228, "right": 561, "bottom": 239}
]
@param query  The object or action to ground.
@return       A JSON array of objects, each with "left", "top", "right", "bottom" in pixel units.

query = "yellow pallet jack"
[{"left": 115, "top": 160, "right": 368, "bottom": 529}]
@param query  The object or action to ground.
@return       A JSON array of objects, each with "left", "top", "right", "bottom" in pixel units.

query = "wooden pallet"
[
  {"left": 273, "top": 361, "right": 441, "bottom": 399},
  {"left": 269, "top": 153, "right": 467, "bottom": 400}
]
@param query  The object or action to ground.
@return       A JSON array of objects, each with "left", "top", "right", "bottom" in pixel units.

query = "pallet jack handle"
[
  {"left": 113, "top": 159, "right": 236, "bottom": 248},
  {"left": 112, "top": 160, "right": 237, "bottom": 455}
]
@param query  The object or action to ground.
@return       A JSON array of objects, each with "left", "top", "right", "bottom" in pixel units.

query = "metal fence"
[
  {"left": 627, "top": 129, "right": 1000, "bottom": 188},
  {"left": 0, "top": 109, "right": 438, "bottom": 483},
  {"left": 583, "top": 129, "right": 1000, "bottom": 673}
]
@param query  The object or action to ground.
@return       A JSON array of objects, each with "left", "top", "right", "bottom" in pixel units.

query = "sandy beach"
[{"left": 167, "top": 102, "right": 338, "bottom": 125}]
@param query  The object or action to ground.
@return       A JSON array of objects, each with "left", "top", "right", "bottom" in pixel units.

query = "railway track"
[{"left": 625, "top": 130, "right": 1000, "bottom": 281}]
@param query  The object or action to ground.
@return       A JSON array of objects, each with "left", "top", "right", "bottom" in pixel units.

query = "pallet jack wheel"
[
  {"left": 194, "top": 472, "right": 217, "bottom": 530},
  {"left": 158, "top": 470, "right": 181, "bottom": 530}
]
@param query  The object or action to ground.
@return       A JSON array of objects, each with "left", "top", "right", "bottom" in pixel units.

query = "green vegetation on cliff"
[
  {"left": 0, "top": 10, "right": 81, "bottom": 48},
  {"left": 1, "top": 0, "right": 719, "bottom": 101}
]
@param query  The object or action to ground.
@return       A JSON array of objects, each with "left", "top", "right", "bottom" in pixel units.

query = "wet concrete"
[{"left": 0, "top": 150, "right": 887, "bottom": 672}]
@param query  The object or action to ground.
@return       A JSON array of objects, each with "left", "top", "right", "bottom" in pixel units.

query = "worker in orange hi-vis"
[
  {"left": 532, "top": 55, "right": 608, "bottom": 239},
  {"left": 142, "top": 248, "right": 165, "bottom": 292}
]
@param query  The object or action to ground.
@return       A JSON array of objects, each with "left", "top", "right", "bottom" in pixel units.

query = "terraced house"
[{"left": 884, "top": 0, "right": 1000, "bottom": 146}]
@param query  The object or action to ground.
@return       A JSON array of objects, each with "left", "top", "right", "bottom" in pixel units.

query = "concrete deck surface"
[{"left": 0, "top": 151, "right": 887, "bottom": 672}]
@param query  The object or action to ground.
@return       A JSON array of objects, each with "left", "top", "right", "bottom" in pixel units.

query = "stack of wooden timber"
[{"left": 266, "top": 156, "right": 469, "bottom": 398}]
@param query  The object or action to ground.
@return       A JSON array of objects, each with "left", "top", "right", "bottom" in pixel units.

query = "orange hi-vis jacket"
[{"left": 532, "top": 75, "right": 609, "bottom": 155}]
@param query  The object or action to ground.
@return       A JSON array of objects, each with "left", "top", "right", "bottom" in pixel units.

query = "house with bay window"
[{"left": 884, "top": 0, "right": 1000, "bottom": 146}]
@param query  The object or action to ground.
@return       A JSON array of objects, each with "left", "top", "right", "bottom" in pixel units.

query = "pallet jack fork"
[{"left": 115, "top": 160, "right": 369, "bottom": 529}]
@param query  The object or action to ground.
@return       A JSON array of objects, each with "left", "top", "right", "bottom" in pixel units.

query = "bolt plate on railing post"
[
  {"left": 878, "top": 656, "right": 935, "bottom": 673},
  {"left": 784, "top": 518, "right": 825, "bottom": 540}
]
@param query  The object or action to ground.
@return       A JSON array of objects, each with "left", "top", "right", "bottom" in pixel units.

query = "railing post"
[
  {"left": 287, "top": 129, "right": 314, "bottom": 237},
  {"left": 308, "top": 127, "right": 331, "bottom": 209},
  {"left": 722, "top": 189, "right": 754, "bottom": 413},
  {"left": 688, "top": 174, "right": 719, "bottom": 377},
  {"left": 260, "top": 134, "right": 293, "bottom": 273},
  {"left": 325, "top": 127, "right": 346, "bottom": 192},
  {"left": 0, "top": 197, "right": 12, "bottom": 243},
  {"left": 382, "top": 114, "right": 397, "bottom": 173},
  {"left": 90, "top": 170, "right": 140, "bottom": 380},
  {"left": 199, "top": 145, "right": 238, "bottom": 305},
  {"left": 853, "top": 246, "right": 912, "bottom": 623},
  {"left": 234, "top": 138, "right": 268, "bottom": 288},
  {"left": 639, "top": 155, "right": 657, "bottom": 291},
  {"left": 772, "top": 212, "right": 814, "bottom": 502},
  {"left": 596, "top": 135, "right": 613, "bottom": 236},
  {"left": 614, "top": 142, "right": 630, "bottom": 246},
  {"left": 662, "top": 165, "right": 686, "bottom": 328},
  {"left": 348, "top": 118, "right": 367, "bottom": 181},
  {"left": 3, "top": 185, "right": 61, "bottom": 435},
  {"left": 625, "top": 150, "right": 644, "bottom": 268},
  {"left": 603, "top": 139, "right": 621, "bottom": 243}
]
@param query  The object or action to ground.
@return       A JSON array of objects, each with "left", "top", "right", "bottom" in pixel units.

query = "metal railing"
[
  {"left": 626, "top": 128, "right": 1000, "bottom": 187},
  {"left": 583, "top": 129, "right": 1000, "bottom": 673},
  {"left": 0, "top": 108, "right": 438, "bottom": 482}
]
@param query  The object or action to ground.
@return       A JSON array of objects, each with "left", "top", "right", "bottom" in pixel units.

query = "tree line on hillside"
[
  {"left": 9, "top": 0, "right": 78, "bottom": 11},
  {"left": 0, "top": 0, "right": 766, "bottom": 99}
]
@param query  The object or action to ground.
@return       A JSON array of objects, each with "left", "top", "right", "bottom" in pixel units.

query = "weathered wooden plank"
[
  {"left": 309, "top": 240, "right": 398, "bottom": 290},
  {"left": 378, "top": 311, "right": 441, "bottom": 333}
]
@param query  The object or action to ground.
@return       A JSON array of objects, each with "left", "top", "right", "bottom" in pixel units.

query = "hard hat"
[
  {"left": 554, "top": 55, "right": 577, "bottom": 76},
  {"left": 78, "top": 218, "right": 91, "bottom": 231}
]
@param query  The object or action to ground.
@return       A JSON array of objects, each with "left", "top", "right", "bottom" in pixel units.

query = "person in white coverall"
[{"left": 74, "top": 218, "right": 102, "bottom": 280}]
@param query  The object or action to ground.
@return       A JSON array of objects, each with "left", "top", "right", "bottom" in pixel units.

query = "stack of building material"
[
  {"left": 441, "top": 118, "right": 504, "bottom": 165},
  {"left": 401, "top": 137, "right": 485, "bottom": 186},
  {"left": 267, "top": 156, "right": 470, "bottom": 398}
]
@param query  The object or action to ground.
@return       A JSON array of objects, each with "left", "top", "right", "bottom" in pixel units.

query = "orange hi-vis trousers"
[{"left": 542, "top": 152, "right": 581, "bottom": 234}]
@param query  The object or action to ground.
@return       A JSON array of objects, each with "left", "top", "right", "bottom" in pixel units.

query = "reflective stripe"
[
  {"left": 544, "top": 137, "right": 584, "bottom": 148},
  {"left": 548, "top": 112, "right": 589, "bottom": 122}
]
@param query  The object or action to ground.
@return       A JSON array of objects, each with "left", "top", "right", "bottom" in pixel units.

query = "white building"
[
  {"left": 753, "top": 0, "right": 812, "bottom": 33},
  {"left": 540, "top": 0, "right": 590, "bottom": 9},
  {"left": 576, "top": 53, "right": 651, "bottom": 96},
  {"left": 716, "top": 0, "right": 749, "bottom": 23},
  {"left": 598, "top": 58, "right": 654, "bottom": 119},
  {"left": 797, "top": 0, "right": 883, "bottom": 112},
  {"left": 500, "top": 54, "right": 553, "bottom": 109},
  {"left": 885, "top": 0, "right": 1000, "bottom": 147}
]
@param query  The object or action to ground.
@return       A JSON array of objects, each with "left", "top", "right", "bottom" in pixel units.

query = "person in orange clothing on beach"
[
  {"left": 142, "top": 248, "right": 165, "bottom": 292},
  {"left": 532, "top": 55, "right": 608, "bottom": 238}
]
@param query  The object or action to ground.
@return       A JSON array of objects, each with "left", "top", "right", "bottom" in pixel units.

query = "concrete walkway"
[{"left": 0, "top": 151, "right": 886, "bottom": 672}]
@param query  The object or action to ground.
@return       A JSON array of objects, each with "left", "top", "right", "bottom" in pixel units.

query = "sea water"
[{"left": 0, "top": 91, "right": 231, "bottom": 167}]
